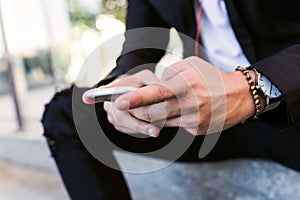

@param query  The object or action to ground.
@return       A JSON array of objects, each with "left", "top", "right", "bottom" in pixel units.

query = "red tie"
[{"left": 195, "top": 0, "right": 204, "bottom": 56}]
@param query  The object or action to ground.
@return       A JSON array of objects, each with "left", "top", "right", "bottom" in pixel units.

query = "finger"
[
  {"left": 162, "top": 115, "right": 202, "bottom": 136},
  {"left": 184, "top": 127, "right": 200, "bottom": 136},
  {"left": 112, "top": 112, "right": 161, "bottom": 137},
  {"left": 163, "top": 113, "right": 200, "bottom": 128},
  {"left": 163, "top": 116, "right": 181, "bottom": 127},
  {"left": 115, "top": 71, "right": 192, "bottom": 110},
  {"left": 161, "top": 61, "right": 187, "bottom": 82},
  {"left": 104, "top": 102, "right": 160, "bottom": 137},
  {"left": 107, "top": 114, "right": 114, "bottom": 124},
  {"left": 115, "top": 83, "right": 174, "bottom": 110},
  {"left": 129, "top": 98, "right": 181, "bottom": 122},
  {"left": 104, "top": 102, "right": 115, "bottom": 125},
  {"left": 127, "top": 115, "right": 161, "bottom": 137},
  {"left": 101, "top": 70, "right": 159, "bottom": 88},
  {"left": 133, "top": 70, "right": 160, "bottom": 84},
  {"left": 103, "top": 102, "right": 113, "bottom": 112},
  {"left": 102, "top": 76, "right": 129, "bottom": 88}
]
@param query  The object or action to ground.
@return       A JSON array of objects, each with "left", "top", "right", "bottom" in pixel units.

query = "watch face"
[{"left": 259, "top": 75, "right": 282, "bottom": 98}]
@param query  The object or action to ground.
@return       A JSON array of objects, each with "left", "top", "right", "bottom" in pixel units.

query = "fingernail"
[
  {"left": 118, "top": 100, "right": 129, "bottom": 109},
  {"left": 147, "top": 127, "right": 157, "bottom": 137}
]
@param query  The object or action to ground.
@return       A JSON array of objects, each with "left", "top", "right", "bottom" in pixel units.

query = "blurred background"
[
  {"left": 0, "top": 1, "right": 184, "bottom": 199},
  {"left": 1, "top": 1, "right": 300, "bottom": 199},
  {"left": 0, "top": 0, "right": 127, "bottom": 199}
]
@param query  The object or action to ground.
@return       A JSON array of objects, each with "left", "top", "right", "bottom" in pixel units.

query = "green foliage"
[
  {"left": 101, "top": 0, "right": 127, "bottom": 23},
  {"left": 66, "top": 0, "right": 127, "bottom": 30},
  {"left": 67, "top": 0, "right": 97, "bottom": 29}
]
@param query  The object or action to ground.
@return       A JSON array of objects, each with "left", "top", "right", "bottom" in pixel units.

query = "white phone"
[{"left": 82, "top": 86, "right": 138, "bottom": 104}]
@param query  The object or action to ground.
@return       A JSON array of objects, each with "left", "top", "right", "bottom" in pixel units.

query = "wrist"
[
  {"left": 248, "top": 70, "right": 267, "bottom": 111},
  {"left": 235, "top": 66, "right": 265, "bottom": 120},
  {"left": 233, "top": 71, "right": 256, "bottom": 120},
  {"left": 222, "top": 71, "right": 255, "bottom": 123}
]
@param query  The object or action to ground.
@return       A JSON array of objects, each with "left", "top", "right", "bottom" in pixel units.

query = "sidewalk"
[
  {"left": 0, "top": 85, "right": 70, "bottom": 200},
  {"left": 0, "top": 84, "right": 56, "bottom": 137},
  {"left": 0, "top": 161, "right": 69, "bottom": 200},
  {"left": 1, "top": 85, "right": 300, "bottom": 200},
  {"left": 0, "top": 85, "right": 60, "bottom": 171}
]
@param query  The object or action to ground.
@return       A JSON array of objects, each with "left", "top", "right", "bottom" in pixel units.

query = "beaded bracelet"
[{"left": 235, "top": 66, "right": 263, "bottom": 120}]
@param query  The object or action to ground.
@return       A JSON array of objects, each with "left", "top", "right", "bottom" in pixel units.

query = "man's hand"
[
  {"left": 115, "top": 56, "right": 255, "bottom": 136},
  {"left": 103, "top": 70, "right": 161, "bottom": 137}
]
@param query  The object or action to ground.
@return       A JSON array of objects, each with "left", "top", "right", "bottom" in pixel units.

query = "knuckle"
[
  {"left": 129, "top": 92, "right": 143, "bottom": 107},
  {"left": 114, "top": 124, "right": 125, "bottom": 133},
  {"left": 136, "top": 125, "right": 145, "bottom": 134},
  {"left": 109, "top": 78, "right": 121, "bottom": 86},
  {"left": 183, "top": 117, "right": 198, "bottom": 128},
  {"left": 187, "top": 56, "right": 199, "bottom": 62},
  {"left": 103, "top": 102, "right": 108, "bottom": 112},
  {"left": 148, "top": 106, "right": 158, "bottom": 121},
  {"left": 151, "top": 104, "right": 167, "bottom": 121},
  {"left": 113, "top": 124, "right": 120, "bottom": 131},
  {"left": 197, "top": 129, "right": 206, "bottom": 135},
  {"left": 130, "top": 109, "right": 143, "bottom": 121},
  {"left": 107, "top": 115, "right": 113, "bottom": 123},
  {"left": 165, "top": 120, "right": 176, "bottom": 127},
  {"left": 162, "top": 67, "right": 172, "bottom": 76},
  {"left": 169, "top": 108, "right": 178, "bottom": 118},
  {"left": 139, "top": 107, "right": 152, "bottom": 122},
  {"left": 162, "top": 67, "right": 177, "bottom": 80},
  {"left": 186, "top": 128, "right": 198, "bottom": 136},
  {"left": 138, "top": 69, "right": 153, "bottom": 78},
  {"left": 144, "top": 112, "right": 152, "bottom": 122},
  {"left": 143, "top": 69, "right": 153, "bottom": 75},
  {"left": 103, "top": 102, "right": 114, "bottom": 113},
  {"left": 156, "top": 86, "right": 168, "bottom": 100}
]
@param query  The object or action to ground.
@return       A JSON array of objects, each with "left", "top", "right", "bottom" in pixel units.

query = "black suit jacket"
[{"left": 110, "top": 0, "right": 300, "bottom": 128}]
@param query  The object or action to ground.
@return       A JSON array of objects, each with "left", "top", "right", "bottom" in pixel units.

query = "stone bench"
[{"left": 115, "top": 152, "right": 300, "bottom": 200}]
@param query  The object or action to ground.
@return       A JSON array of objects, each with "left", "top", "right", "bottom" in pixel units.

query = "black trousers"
[{"left": 42, "top": 86, "right": 300, "bottom": 200}]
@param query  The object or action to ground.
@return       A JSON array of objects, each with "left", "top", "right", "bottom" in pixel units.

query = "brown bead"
[
  {"left": 236, "top": 66, "right": 263, "bottom": 120},
  {"left": 257, "top": 109, "right": 262, "bottom": 113},
  {"left": 257, "top": 105, "right": 261, "bottom": 110}
]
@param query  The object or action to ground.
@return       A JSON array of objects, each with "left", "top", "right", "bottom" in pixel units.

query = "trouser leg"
[
  {"left": 42, "top": 86, "right": 300, "bottom": 200},
  {"left": 42, "top": 87, "right": 132, "bottom": 200}
]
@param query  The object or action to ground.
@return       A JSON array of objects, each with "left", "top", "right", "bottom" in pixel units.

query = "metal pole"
[
  {"left": 40, "top": 0, "right": 57, "bottom": 85},
  {"left": 0, "top": 1, "right": 26, "bottom": 130}
]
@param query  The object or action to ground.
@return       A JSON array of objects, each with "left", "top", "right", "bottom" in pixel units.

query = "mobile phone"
[{"left": 82, "top": 86, "right": 138, "bottom": 104}]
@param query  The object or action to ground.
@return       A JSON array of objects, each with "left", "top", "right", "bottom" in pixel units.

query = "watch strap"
[{"left": 251, "top": 68, "right": 283, "bottom": 113}]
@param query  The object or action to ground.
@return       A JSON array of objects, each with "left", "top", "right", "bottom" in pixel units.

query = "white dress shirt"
[{"left": 198, "top": 0, "right": 250, "bottom": 72}]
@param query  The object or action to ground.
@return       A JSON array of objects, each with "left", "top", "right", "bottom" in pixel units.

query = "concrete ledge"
[
  {"left": 120, "top": 156, "right": 300, "bottom": 200},
  {"left": 1, "top": 134, "right": 300, "bottom": 200}
]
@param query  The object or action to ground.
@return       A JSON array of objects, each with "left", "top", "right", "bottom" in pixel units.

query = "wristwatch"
[{"left": 254, "top": 70, "right": 283, "bottom": 113}]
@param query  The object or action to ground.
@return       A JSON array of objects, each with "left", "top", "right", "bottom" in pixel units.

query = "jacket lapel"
[
  {"left": 224, "top": 0, "right": 256, "bottom": 63},
  {"left": 179, "top": 0, "right": 196, "bottom": 39},
  {"left": 150, "top": 0, "right": 196, "bottom": 38}
]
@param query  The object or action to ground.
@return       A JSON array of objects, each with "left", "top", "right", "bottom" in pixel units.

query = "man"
[{"left": 42, "top": 0, "right": 300, "bottom": 199}]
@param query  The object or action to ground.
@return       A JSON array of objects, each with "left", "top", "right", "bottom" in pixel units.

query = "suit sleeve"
[
  {"left": 253, "top": 44, "right": 300, "bottom": 128},
  {"left": 109, "top": 0, "right": 171, "bottom": 78}
]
